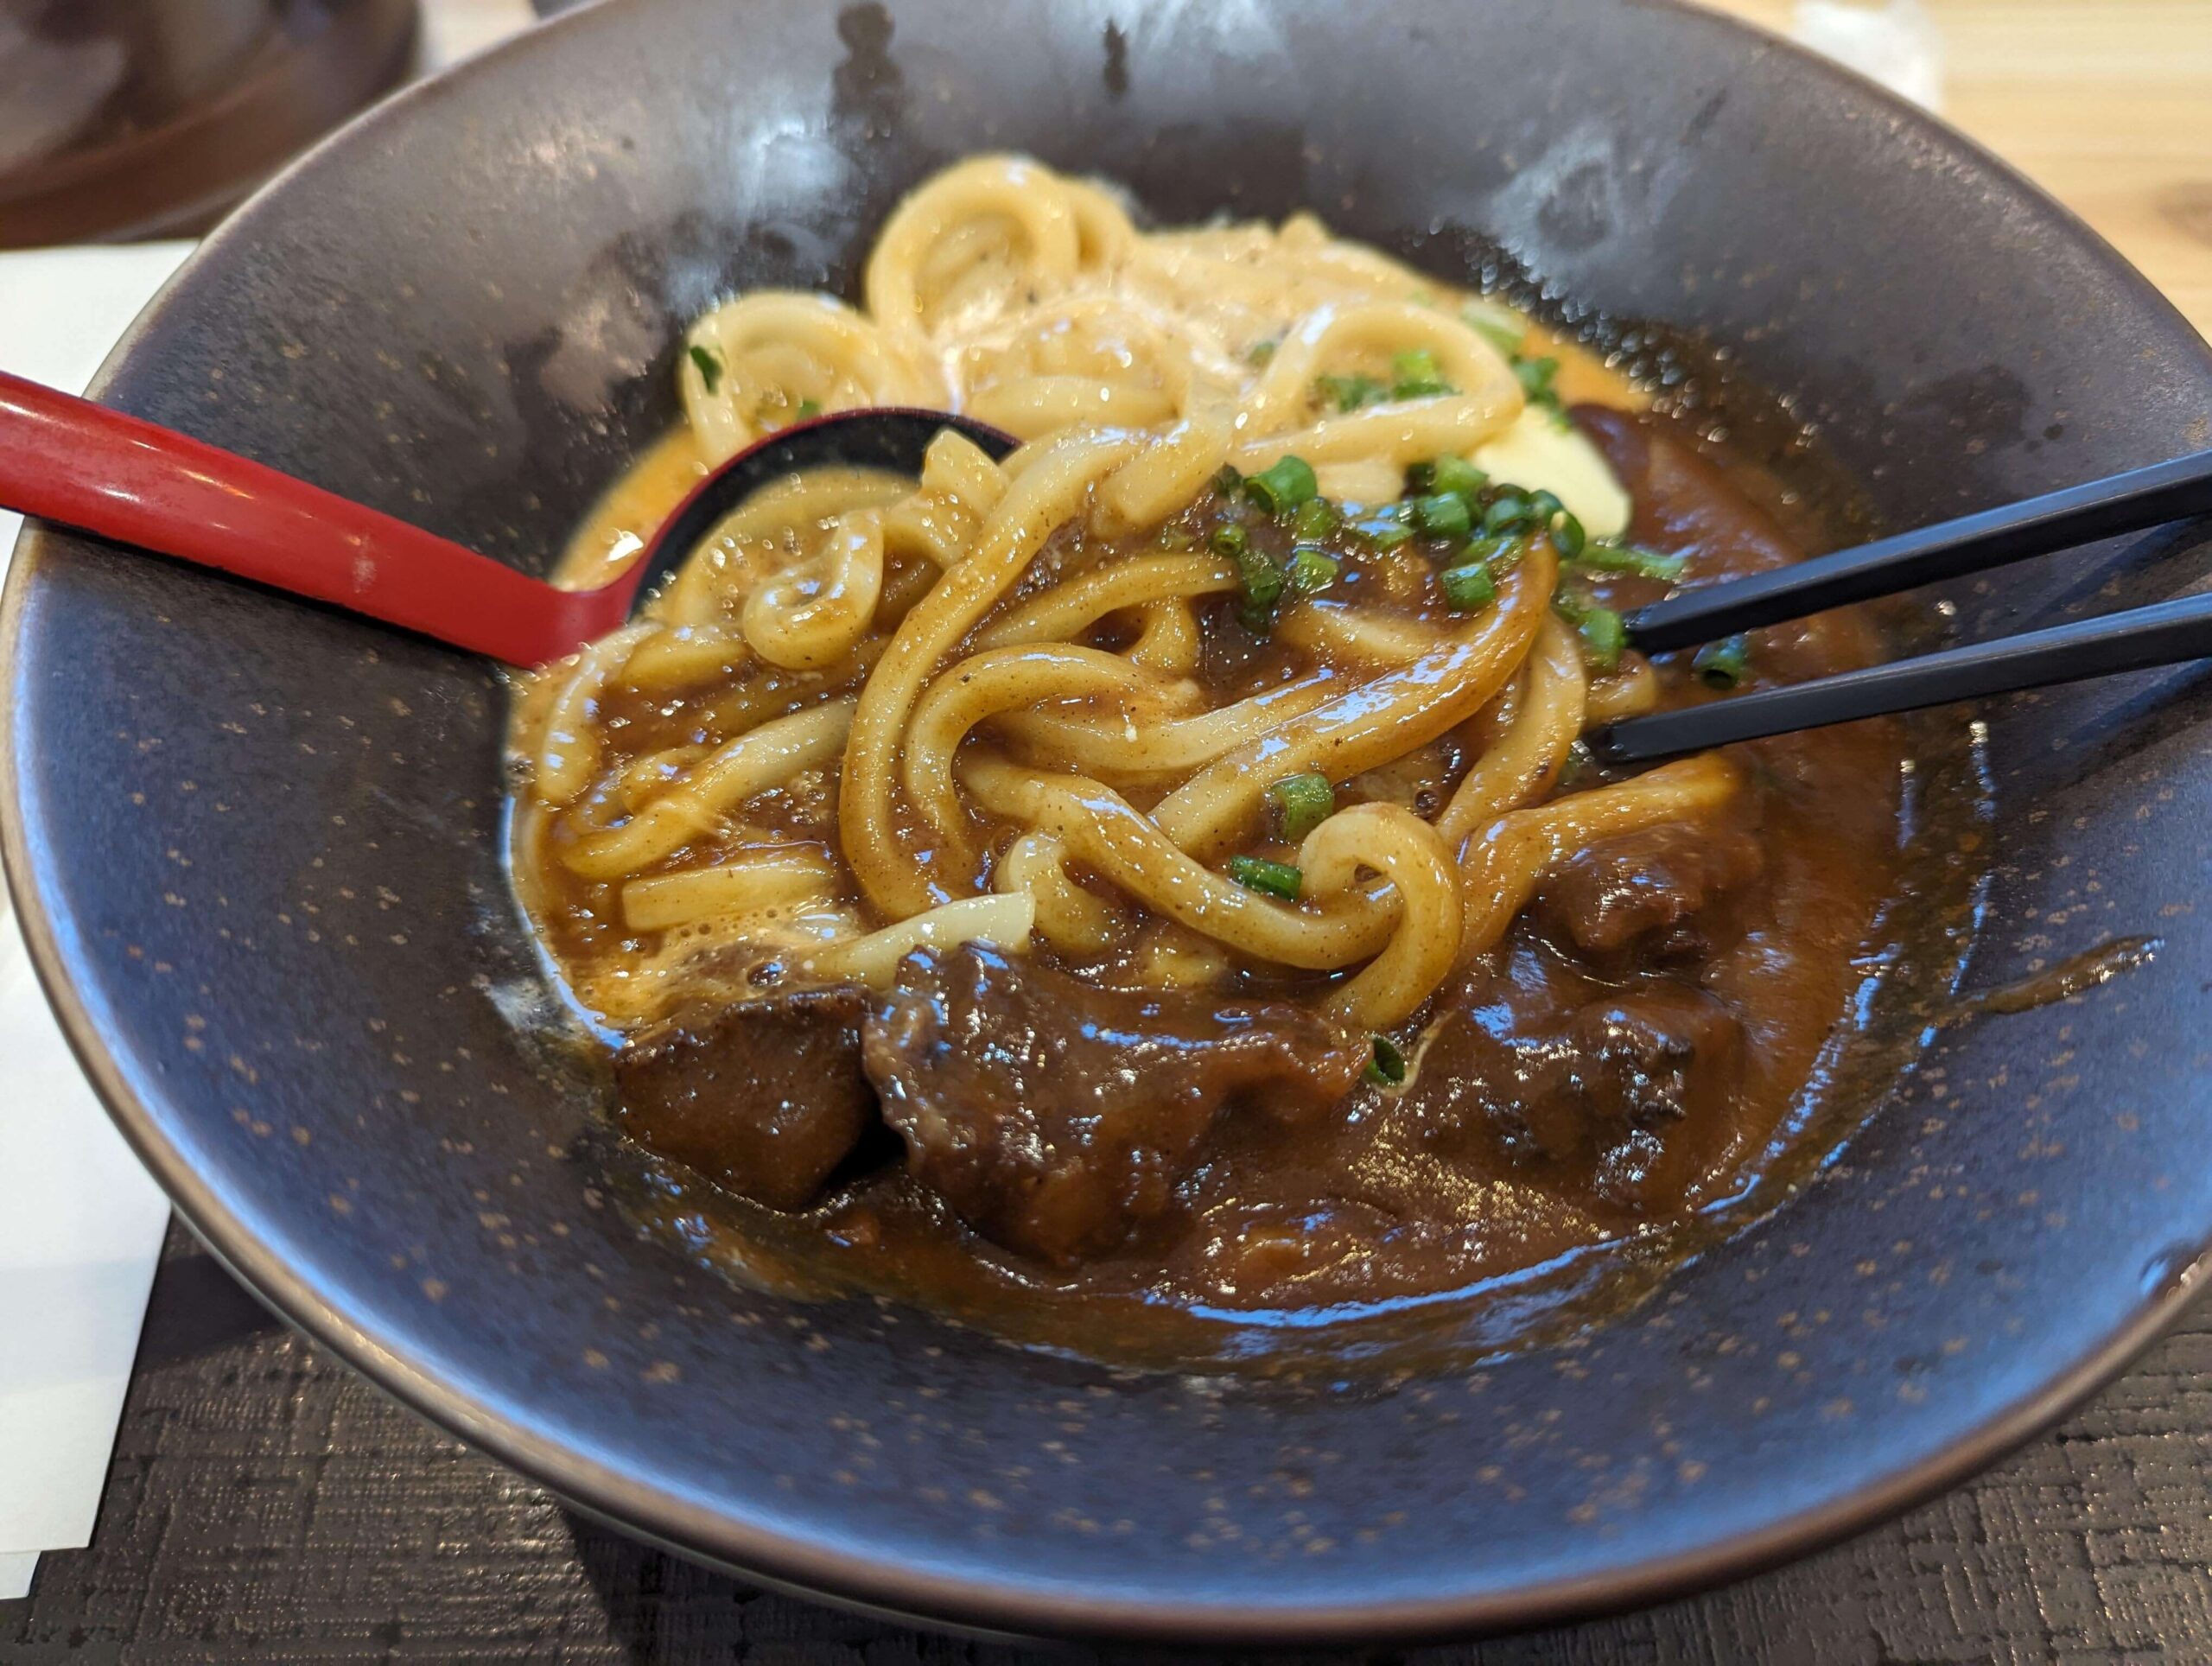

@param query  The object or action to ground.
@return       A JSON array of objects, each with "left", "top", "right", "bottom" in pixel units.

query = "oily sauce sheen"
[
  {"left": 518, "top": 412, "right": 1906, "bottom": 1366},
  {"left": 505, "top": 157, "right": 1933, "bottom": 1371}
]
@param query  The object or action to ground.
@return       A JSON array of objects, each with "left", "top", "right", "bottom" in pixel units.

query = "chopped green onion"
[
  {"left": 1266, "top": 772, "right": 1336, "bottom": 843},
  {"left": 1556, "top": 739, "right": 1596, "bottom": 791},
  {"left": 1513, "top": 353, "right": 1562, "bottom": 412},
  {"left": 1226, "top": 854, "right": 1302, "bottom": 900},
  {"left": 1245, "top": 455, "right": 1320, "bottom": 514},
  {"left": 1411, "top": 493, "right": 1473, "bottom": 540},
  {"left": 1217, "top": 524, "right": 1285, "bottom": 631},
  {"left": 1247, "top": 338, "right": 1279, "bottom": 366},
  {"left": 687, "top": 344, "right": 724, "bottom": 394},
  {"left": 1365, "top": 1033, "right": 1408, "bottom": 1086},
  {"left": 1483, "top": 493, "right": 1535, "bottom": 535},
  {"left": 1429, "top": 455, "right": 1487, "bottom": 499},
  {"left": 1554, "top": 590, "right": 1626, "bottom": 671},
  {"left": 1285, "top": 544, "right": 1342, "bottom": 595},
  {"left": 1527, "top": 489, "right": 1565, "bottom": 524},
  {"left": 794, "top": 399, "right": 822, "bottom": 419},
  {"left": 1693, "top": 634, "right": 1752, "bottom": 690},
  {"left": 1462, "top": 531, "right": 1525, "bottom": 574},
  {"left": 1316, "top": 372, "right": 1389, "bottom": 412},
  {"left": 1290, "top": 495, "right": 1339, "bottom": 541},
  {"left": 1159, "top": 525, "right": 1198, "bottom": 552},
  {"left": 1389, "top": 347, "right": 1455, "bottom": 399},
  {"left": 1580, "top": 609, "right": 1627, "bottom": 671},
  {"left": 1572, "top": 541, "right": 1688, "bottom": 582},
  {"left": 1350, "top": 506, "right": 1414, "bottom": 550},
  {"left": 1548, "top": 511, "right": 1586, "bottom": 558},
  {"left": 1460, "top": 297, "right": 1527, "bottom": 356},
  {"left": 1440, "top": 562, "right": 1497, "bottom": 613},
  {"left": 1238, "top": 569, "right": 1286, "bottom": 633}
]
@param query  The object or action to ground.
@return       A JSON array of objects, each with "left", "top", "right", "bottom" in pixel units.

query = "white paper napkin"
[
  {"left": 0, "top": 0, "right": 539, "bottom": 1603},
  {"left": 0, "top": 242, "right": 195, "bottom": 1602}
]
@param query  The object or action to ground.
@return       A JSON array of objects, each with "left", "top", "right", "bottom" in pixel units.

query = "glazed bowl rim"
[{"left": 7, "top": 0, "right": 2212, "bottom": 1643}]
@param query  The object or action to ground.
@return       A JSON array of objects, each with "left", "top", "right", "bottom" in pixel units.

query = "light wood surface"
[{"left": 1699, "top": 1, "right": 2212, "bottom": 339}]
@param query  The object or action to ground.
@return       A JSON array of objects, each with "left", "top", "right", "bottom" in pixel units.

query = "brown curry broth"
[{"left": 521, "top": 407, "right": 1947, "bottom": 1372}]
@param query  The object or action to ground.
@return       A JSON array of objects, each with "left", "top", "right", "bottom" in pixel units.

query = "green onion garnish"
[
  {"left": 1226, "top": 854, "right": 1302, "bottom": 900},
  {"left": 1513, "top": 353, "right": 1562, "bottom": 412},
  {"left": 1389, "top": 347, "right": 1455, "bottom": 399},
  {"left": 1411, "top": 493, "right": 1473, "bottom": 540},
  {"left": 1245, "top": 455, "right": 1320, "bottom": 514},
  {"left": 1527, "top": 489, "right": 1565, "bottom": 524},
  {"left": 1483, "top": 493, "right": 1534, "bottom": 535},
  {"left": 794, "top": 399, "right": 822, "bottom": 419},
  {"left": 1429, "top": 455, "right": 1487, "bottom": 500},
  {"left": 1693, "top": 634, "right": 1752, "bottom": 690},
  {"left": 1285, "top": 544, "right": 1342, "bottom": 595},
  {"left": 1317, "top": 372, "right": 1388, "bottom": 412},
  {"left": 1237, "top": 564, "right": 1286, "bottom": 633},
  {"left": 1460, "top": 297, "right": 1526, "bottom": 356},
  {"left": 1290, "top": 495, "right": 1339, "bottom": 541},
  {"left": 1440, "top": 562, "right": 1497, "bottom": 613},
  {"left": 1365, "top": 1033, "right": 1408, "bottom": 1086},
  {"left": 687, "top": 344, "right": 723, "bottom": 394},
  {"left": 1462, "top": 531, "right": 1525, "bottom": 574},
  {"left": 1548, "top": 511, "right": 1586, "bottom": 558},
  {"left": 1216, "top": 525, "right": 1284, "bottom": 631},
  {"left": 1266, "top": 772, "right": 1336, "bottom": 843},
  {"left": 1349, "top": 506, "right": 1414, "bottom": 550},
  {"left": 1247, "top": 338, "right": 1279, "bottom": 366},
  {"left": 1212, "top": 463, "right": 1244, "bottom": 498},
  {"left": 1556, "top": 740, "right": 1596, "bottom": 791},
  {"left": 1554, "top": 590, "right": 1626, "bottom": 671},
  {"left": 1580, "top": 607, "right": 1626, "bottom": 671},
  {"left": 1572, "top": 541, "right": 1688, "bottom": 582}
]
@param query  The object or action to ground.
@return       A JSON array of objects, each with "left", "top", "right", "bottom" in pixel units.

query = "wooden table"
[
  {"left": 1701, "top": 0, "right": 2212, "bottom": 337},
  {"left": 5, "top": 4, "right": 2212, "bottom": 1661},
  {"left": 10, "top": 1224, "right": 2212, "bottom": 1661}
]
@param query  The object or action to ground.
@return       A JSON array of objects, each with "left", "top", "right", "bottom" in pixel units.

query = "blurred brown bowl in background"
[{"left": 0, "top": 0, "right": 417, "bottom": 247}]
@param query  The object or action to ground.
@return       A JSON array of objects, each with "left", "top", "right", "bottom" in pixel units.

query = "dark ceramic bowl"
[{"left": 8, "top": 0, "right": 2212, "bottom": 1644}]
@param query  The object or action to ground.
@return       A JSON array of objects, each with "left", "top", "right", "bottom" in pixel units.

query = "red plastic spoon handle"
[{"left": 0, "top": 370, "right": 617, "bottom": 666}]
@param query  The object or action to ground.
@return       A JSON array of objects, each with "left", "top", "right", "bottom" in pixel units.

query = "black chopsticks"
[
  {"left": 1587, "top": 448, "right": 2212, "bottom": 764},
  {"left": 1624, "top": 450, "right": 2212, "bottom": 652}
]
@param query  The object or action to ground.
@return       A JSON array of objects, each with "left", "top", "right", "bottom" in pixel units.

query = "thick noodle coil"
[{"left": 511, "top": 156, "right": 1726, "bottom": 1052}]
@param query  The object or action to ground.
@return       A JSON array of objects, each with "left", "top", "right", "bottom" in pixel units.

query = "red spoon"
[{"left": 0, "top": 370, "right": 1015, "bottom": 666}]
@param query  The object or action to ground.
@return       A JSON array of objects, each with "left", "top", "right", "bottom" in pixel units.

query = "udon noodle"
[
  {"left": 500, "top": 156, "right": 1922, "bottom": 1357},
  {"left": 511, "top": 156, "right": 1719, "bottom": 1042}
]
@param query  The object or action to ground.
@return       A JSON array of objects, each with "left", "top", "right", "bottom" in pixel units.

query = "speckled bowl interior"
[{"left": 8, "top": 0, "right": 2212, "bottom": 1644}]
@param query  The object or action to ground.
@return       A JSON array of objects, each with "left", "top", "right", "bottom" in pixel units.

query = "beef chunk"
[
  {"left": 614, "top": 986, "right": 874, "bottom": 1211},
  {"left": 1400, "top": 957, "right": 1745, "bottom": 1211},
  {"left": 1563, "top": 989, "right": 1744, "bottom": 1135},
  {"left": 863, "top": 945, "right": 1364, "bottom": 1266},
  {"left": 1535, "top": 821, "right": 1764, "bottom": 963},
  {"left": 1573, "top": 404, "right": 1797, "bottom": 581}
]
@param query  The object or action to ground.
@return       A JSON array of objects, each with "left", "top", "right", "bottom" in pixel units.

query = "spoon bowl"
[{"left": 0, "top": 369, "right": 1011, "bottom": 666}]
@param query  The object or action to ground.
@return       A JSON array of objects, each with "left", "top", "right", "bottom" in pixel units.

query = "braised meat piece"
[
  {"left": 1564, "top": 989, "right": 1745, "bottom": 1135},
  {"left": 1400, "top": 955, "right": 1745, "bottom": 1212},
  {"left": 863, "top": 944, "right": 1365, "bottom": 1265},
  {"left": 614, "top": 986, "right": 874, "bottom": 1211},
  {"left": 1535, "top": 820, "right": 1765, "bottom": 964}
]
